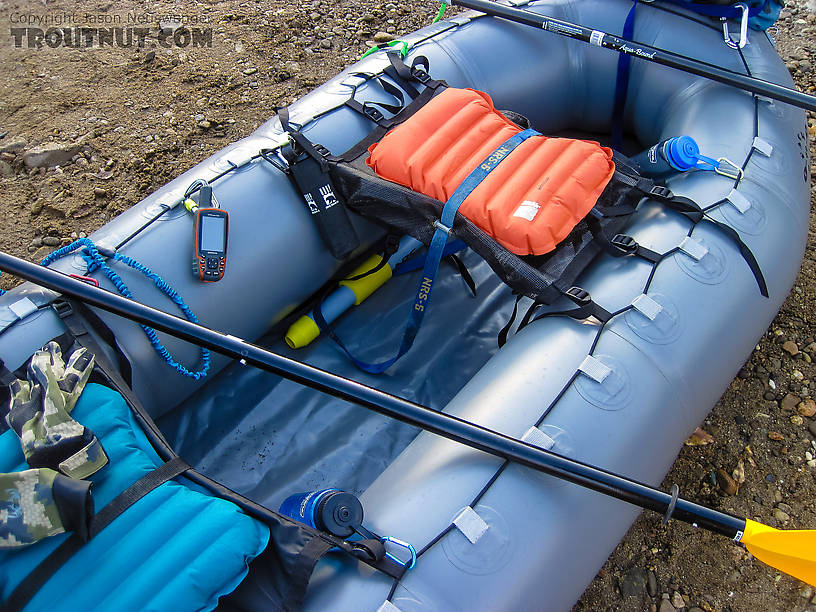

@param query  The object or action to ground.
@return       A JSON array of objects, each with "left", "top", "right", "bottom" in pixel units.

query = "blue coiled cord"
[{"left": 41, "top": 238, "right": 210, "bottom": 380}]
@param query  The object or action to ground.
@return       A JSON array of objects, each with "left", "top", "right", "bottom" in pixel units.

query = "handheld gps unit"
[{"left": 188, "top": 184, "right": 228, "bottom": 282}]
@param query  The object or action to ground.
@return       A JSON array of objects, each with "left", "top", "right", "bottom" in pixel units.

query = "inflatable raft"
[{"left": 0, "top": 0, "right": 809, "bottom": 609}]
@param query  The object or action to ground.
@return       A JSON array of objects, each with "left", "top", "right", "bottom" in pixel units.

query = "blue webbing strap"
[
  {"left": 611, "top": 0, "right": 638, "bottom": 150},
  {"left": 392, "top": 239, "right": 468, "bottom": 275},
  {"left": 316, "top": 128, "right": 540, "bottom": 374}
]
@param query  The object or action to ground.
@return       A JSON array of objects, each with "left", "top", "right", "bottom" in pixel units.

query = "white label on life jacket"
[
  {"left": 512, "top": 200, "right": 541, "bottom": 221},
  {"left": 590, "top": 30, "right": 605, "bottom": 46}
]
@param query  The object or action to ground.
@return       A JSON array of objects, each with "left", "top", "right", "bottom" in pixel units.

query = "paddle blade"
[{"left": 741, "top": 519, "right": 816, "bottom": 586}]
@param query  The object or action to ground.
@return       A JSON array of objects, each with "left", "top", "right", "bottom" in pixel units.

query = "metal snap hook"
[
  {"left": 714, "top": 157, "right": 745, "bottom": 180},
  {"left": 381, "top": 535, "right": 417, "bottom": 570},
  {"left": 722, "top": 3, "right": 749, "bottom": 50}
]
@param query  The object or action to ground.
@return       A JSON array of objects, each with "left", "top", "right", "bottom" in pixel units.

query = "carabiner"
[
  {"left": 381, "top": 536, "right": 417, "bottom": 570},
  {"left": 722, "top": 3, "right": 749, "bottom": 50},
  {"left": 714, "top": 157, "right": 744, "bottom": 181}
]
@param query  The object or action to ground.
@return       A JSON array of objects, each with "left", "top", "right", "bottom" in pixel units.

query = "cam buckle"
[
  {"left": 565, "top": 286, "right": 591, "bottom": 306},
  {"left": 649, "top": 185, "right": 673, "bottom": 200},
  {"left": 363, "top": 105, "right": 384, "bottom": 122},
  {"left": 52, "top": 300, "right": 74, "bottom": 320},
  {"left": 611, "top": 234, "right": 638, "bottom": 254},
  {"left": 313, "top": 143, "right": 331, "bottom": 158},
  {"left": 411, "top": 68, "right": 431, "bottom": 83}
]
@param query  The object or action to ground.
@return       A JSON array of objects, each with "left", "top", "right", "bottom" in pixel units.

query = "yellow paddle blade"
[{"left": 741, "top": 519, "right": 816, "bottom": 586}]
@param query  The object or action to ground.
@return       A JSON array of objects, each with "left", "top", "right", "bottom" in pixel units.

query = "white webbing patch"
[
  {"left": 631, "top": 294, "right": 663, "bottom": 321},
  {"left": 377, "top": 600, "right": 403, "bottom": 612},
  {"left": 578, "top": 355, "right": 612, "bottom": 384},
  {"left": 9, "top": 297, "right": 37, "bottom": 321},
  {"left": 452, "top": 506, "right": 489, "bottom": 545},
  {"left": 512, "top": 200, "right": 540, "bottom": 222},
  {"left": 679, "top": 237, "right": 709, "bottom": 261},
  {"left": 752, "top": 137, "right": 773, "bottom": 157},
  {"left": 522, "top": 426, "right": 556, "bottom": 450},
  {"left": 727, "top": 189, "right": 752, "bottom": 214}
]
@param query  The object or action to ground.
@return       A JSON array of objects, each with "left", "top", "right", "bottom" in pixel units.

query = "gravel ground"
[{"left": 0, "top": 0, "right": 815, "bottom": 610}]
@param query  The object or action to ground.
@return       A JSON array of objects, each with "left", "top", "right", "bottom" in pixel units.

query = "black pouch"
[
  {"left": 276, "top": 106, "right": 360, "bottom": 260},
  {"left": 280, "top": 141, "right": 360, "bottom": 259}
]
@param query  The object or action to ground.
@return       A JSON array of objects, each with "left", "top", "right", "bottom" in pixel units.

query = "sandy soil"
[{"left": 0, "top": 0, "right": 814, "bottom": 610}]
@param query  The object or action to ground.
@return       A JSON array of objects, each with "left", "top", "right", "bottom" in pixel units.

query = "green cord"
[
  {"left": 432, "top": 3, "right": 446, "bottom": 23},
  {"left": 361, "top": 39, "right": 410, "bottom": 59}
]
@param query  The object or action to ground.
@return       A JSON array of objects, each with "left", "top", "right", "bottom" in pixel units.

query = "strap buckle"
[
  {"left": 722, "top": 3, "right": 749, "bottom": 50},
  {"left": 363, "top": 104, "right": 384, "bottom": 122},
  {"left": 611, "top": 234, "right": 638, "bottom": 254},
  {"left": 313, "top": 143, "right": 331, "bottom": 158},
  {"left": 565, "top": 286, "right": 591, "bottom": 306},
  {"left": 411, "top": 67, "right": 431, "bottom": 83},
  {"left": 649, "top": 185, "right": 673, "bottom": 200},
  {"left": 52, "top": 300, "right": 74, "bottom": 320}
]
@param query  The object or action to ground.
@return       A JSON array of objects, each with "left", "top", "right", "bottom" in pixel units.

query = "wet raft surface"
[{"left": 158, "top": 250, "right": 517, "bottom": 506}]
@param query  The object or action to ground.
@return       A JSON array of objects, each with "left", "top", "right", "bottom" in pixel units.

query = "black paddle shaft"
[
  {"left": 451, "top": 0, "right": 816, "bottom": 113},
  {"left": 0, "top": 250, "right": 746, "bottom": 539}
]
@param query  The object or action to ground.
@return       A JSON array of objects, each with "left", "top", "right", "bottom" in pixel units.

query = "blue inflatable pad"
[{"left": 0, "top": 383, "right": 269, "bottom": 611}]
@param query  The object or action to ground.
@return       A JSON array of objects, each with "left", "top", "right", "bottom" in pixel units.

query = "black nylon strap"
[
  {"left": 54, "top": 301, "right": 175, "bottom": 451},
  {"left": 342, "top": 235, "right": 401, "bottom": 283},
  {"left": 334, "top": 85, "right": 442, "bottom": 163},
  {"left": 648, "top": 191, "right": 768, "bottom": 297},
  {"left": 446, "top": 254, "right": 477, "bottom": 297},
  {"left": 498, "top": 294, "right": 524, "bottom": 347},
  {"left": 54, "top": 300, "right": 410, "bottom": 586},
  {"left": 277, "top": 107, "right": 330, "bottom": 172},
  {"left": 519, "top": 288, "right": 613, "bottom": 331},
  {"left": 90, "top": 457, "right": 190, "bottom": 538},
  {"left": 635, "top": 244, "right": 664, "bottom": 264},
  {"left": 382, "top": 64, "right": 420, "bottom": 99},
  {"left": 2, "top": 457, "right": 189, "bottom": 612}
]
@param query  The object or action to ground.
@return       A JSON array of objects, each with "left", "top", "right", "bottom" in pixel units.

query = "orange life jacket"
[{"left": 366, "top": 88, "right": 615, "bottom": 256}]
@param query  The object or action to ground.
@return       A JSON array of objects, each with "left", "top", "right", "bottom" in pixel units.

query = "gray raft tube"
[
  {"left": 0, "top": 0, "right": 805, "bottom": 417},
  {"left": 0, "top": 0, "right": 808, "bottom": 609}
]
